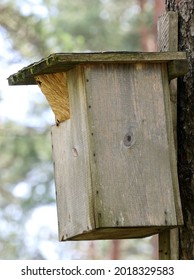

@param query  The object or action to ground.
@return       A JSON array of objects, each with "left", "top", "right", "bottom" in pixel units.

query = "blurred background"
[{"left": 0, "top": 0, "right": 165, "bottom": 259}]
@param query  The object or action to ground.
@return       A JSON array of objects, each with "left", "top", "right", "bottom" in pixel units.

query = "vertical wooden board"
[
  {"left": 157, "top": 11, "right": 178, "bottom": 52},
  {"left": 84, "top": 63, "right": 177, "bottom": 228},
  {"left": 51, "top": 67, "right": 94, "bottom": 240},
  {"left": 159, "top": 229, "right": 171, "bottom": 259},
  {"left": 51, "top": 121, "right": 71, "bottom": 240},
  {"left": 161, "top": 64, "right": 183, "bottom": 225},
  {"left": 158, "top": 11, "right": 183, "bottom": 260}
]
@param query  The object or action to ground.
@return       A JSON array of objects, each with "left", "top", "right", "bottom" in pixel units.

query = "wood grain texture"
[
  {"left": 8, "top": 51, "right": 187, "bottom": 85},
  {"left": 158, "top": 11, "right": 178, "bottom": 52},
  {"left": 35, "top": 72, "right": 70, "bottom": 124},
  {"left": 161, "top": 64, "right": 183, "bottom": 226},
  {"left": 158, "top": 11, "right": 182, "bottom": 260},
  {"left": 159, "top": 230, "right": 171, "bottom": 260},
  {"left": 168, "top": 60, "right": 189, "bottom": 80},
  {"left": 51, "top": 63, "right": 181, "bottom": 240},
  {"left": 85, "top": 63, "right": 177, "bottom": 230},
  {"left": 51, "top": 67, "right": 94, "bottom": 241}
]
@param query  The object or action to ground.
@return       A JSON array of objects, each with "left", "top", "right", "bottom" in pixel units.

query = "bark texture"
[
  {"left": 165, "top": 0, "right": 177, "bottom": 11},
  {"left": 168, "top": 0, "right": 194, "bottom": 259}
]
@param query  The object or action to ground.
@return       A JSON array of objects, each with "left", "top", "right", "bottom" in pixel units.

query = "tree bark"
[
  {"left": 139, "top": 0, "right": 149, "bottom": 51},
  {"left": 167, "top": 0, "right": 194, "bottom": 259},
  {"left": 110, "top": 240, "right": 120, "bottom": 260}
]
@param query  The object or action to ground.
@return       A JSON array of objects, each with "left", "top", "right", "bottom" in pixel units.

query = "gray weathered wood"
[
  {"left": 51, "top": 66, "right": 94, "bottom": 240},
  {"left": 8, "top": 51, "right": 187, "bottom": 85},
  {"left": 158, "top": 11, "right": 181, "bottom": 260},
  {"left": 168, "top": 60, "right": 189, "bottom": 81},
  {"left": 51, "top": 63, "right": 181, "bottom": 240},
  {"left": 86, "top": 63, "right": 177, "bottom": 228},
  {"left": 8, "top": 51, "right": 185, "bottom": 241},
  {"left": 159, "top": 230, "right": 171, "bottom": 259},
  {"left": 161, "top": 64, "right": 183, "bottom": 226},
  {"left": 158, "top": 11, "right": 178, "bottom": 51}
]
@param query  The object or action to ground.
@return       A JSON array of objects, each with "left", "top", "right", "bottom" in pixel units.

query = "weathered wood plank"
[
  {"left": 51, "top": 66, "right": 94, "bottom": 240},
  {"left": 168, "top": 60, "right": 189, "bottom": 80},
  {"left": 8, "top": 51, "right": 187, "bottom": 85},
  {"left": 158, "top": 11, "right": 182, "bottom": 260},
  {"left": 51, "top": 62, "right": 181, "bottom": 241},
  {"left": 158, "top": 11, "right": 178, "bottom": 51},
  {"left": 69, "top": 227, "right": 175, "bottom": 241},
  {"left": 159, "top": 230, "right": 171, "bottom": 259},
  {"left": 85, "top": 63, "right": 177, "bottom": 230},
  {"left": 161, "top": 64, "right": 183, "bottom": 226}
]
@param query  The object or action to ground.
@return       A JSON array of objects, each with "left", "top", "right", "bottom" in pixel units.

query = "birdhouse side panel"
[{"left": 51, "top": 67, "right": 95, "bottom": 240}]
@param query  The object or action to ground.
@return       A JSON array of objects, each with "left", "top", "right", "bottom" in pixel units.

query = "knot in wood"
[{"left": 123, "top": 128, "right": 135, "bottom": 148}]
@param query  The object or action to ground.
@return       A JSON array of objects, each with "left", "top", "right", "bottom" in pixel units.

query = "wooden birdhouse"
[{"left": 8, "top": 52, "right": 187, "bottom": 241}]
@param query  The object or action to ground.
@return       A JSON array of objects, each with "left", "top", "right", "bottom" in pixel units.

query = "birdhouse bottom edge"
[{"left": 60, "top": 226, "right": 179, "bottom": 241}]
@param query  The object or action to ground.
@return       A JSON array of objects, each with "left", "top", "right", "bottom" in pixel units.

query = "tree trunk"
[
  {"left": 139, "top": 0, "right": 149, "bottom": 51},
  {"left": 153, "top": 0, "right": 165, "bottom": 42},
  {"left": 110, "top": 240, "right": 120, "bottom": 260},
  {"left": 167, "top": 0, "right": 194, "bottom": 259}
]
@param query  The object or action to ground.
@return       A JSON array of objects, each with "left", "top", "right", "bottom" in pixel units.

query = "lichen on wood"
[
  {"left": 8, "top": 51, "right": 187, "bottom": 86},
  {"left": 35, "top": 72, "right": 70, "bottom": 124}
]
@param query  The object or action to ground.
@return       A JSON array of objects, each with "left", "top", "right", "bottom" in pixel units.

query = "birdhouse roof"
[{"left": 8, "top": 51, "right": 187, "bottom": 85}]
